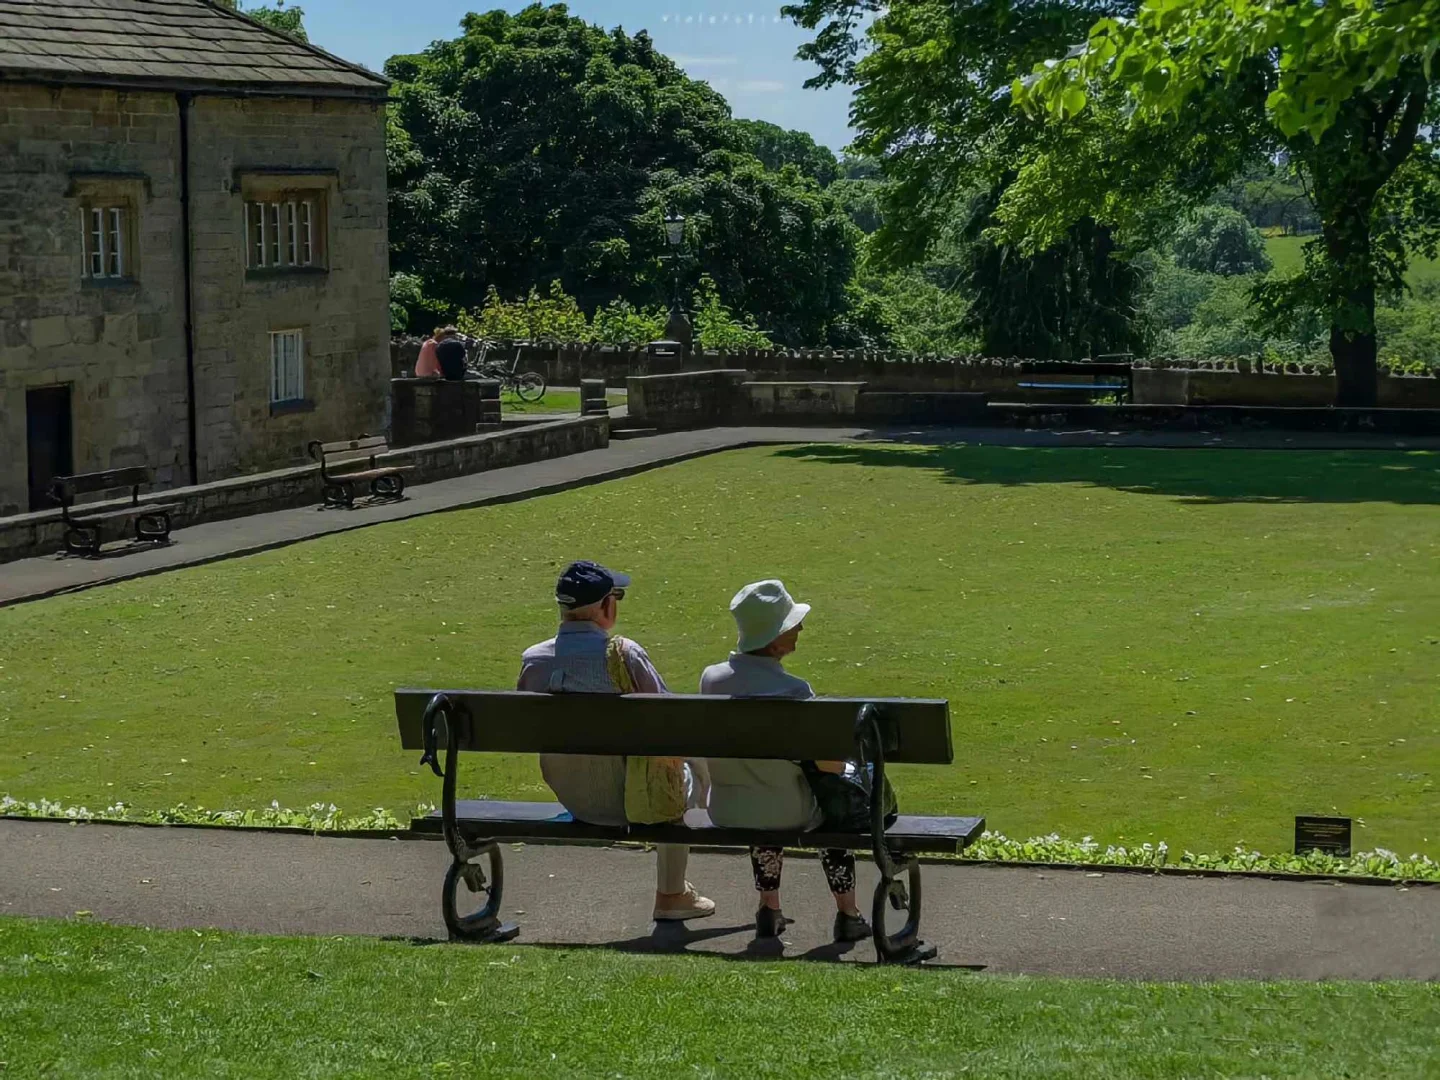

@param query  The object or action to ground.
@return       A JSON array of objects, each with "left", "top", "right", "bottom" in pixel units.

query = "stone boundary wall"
[
  {"left": 391, "top": 338, "right": 1440, "bottom": 406},
  {"left": 0, "top": 417, "right": 606, "bottom": 564},
  {"left": 625, "top": 369, "right": 1440, "bottom": 436}
]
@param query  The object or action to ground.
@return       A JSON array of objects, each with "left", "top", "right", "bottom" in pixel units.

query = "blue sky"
[{"left": 294, "top": 0, "right": 857, "bottom": 151}]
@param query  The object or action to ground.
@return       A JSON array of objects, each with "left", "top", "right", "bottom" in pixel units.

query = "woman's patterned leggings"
[{"left": 750, "top": 847, "right": 856, "bottom": 895}]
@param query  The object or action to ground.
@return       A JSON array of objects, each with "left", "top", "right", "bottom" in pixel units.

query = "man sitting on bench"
[{"left": 518, "top": 560, "right": 716, "bottom": 923}]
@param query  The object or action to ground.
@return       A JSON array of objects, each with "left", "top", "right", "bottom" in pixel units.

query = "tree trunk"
[
  {"left": 1331, "top": 319, "right": 1378, "bottom": 408},
  {"left": 1321, "top": 203, "right": 1379, "bottom": 408}
]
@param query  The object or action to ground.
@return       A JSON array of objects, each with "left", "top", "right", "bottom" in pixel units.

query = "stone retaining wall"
[
  {"left": 0, "top": 416, "right": 606, "bottom": 564},
  {"left": 392, "top": 338, "right": 1440, "bottom": 406}
]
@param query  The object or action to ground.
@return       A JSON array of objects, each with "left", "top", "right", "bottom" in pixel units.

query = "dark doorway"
[{"left": 26, "top": 385, "right": 73, "bottom": 511}]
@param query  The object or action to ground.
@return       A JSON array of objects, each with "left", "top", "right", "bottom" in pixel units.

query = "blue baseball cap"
[{"left": 555, "top": 560, "right": 631, "bottom": 609}]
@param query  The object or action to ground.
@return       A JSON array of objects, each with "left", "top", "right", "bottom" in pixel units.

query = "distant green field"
[{"left": 1265, "top": 234, "right": 1440, "bottom": 288}]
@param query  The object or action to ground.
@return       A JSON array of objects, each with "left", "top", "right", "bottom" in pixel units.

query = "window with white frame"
[
  {"left": 245, "top": 196, "right": 322, "bottom": 270},
  {"left": 270, "top": 329, "right": 305, "bottom": 404},
  {"left": 80, "top": 205, "right": 131, "bottom": 279}
]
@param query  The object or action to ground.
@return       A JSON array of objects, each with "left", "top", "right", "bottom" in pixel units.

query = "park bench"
[
  {"left": 395, "top": 689, "right": 984, "bottom": 965},
  {"left": 49, "top": 466, "right": 177, "bottom": 556},
  {"left": 1017, "top": 359, "right": 1133, "bottom": 403},
  {"left": 307, "top": 435, "right": 411, "bottom": 508}
]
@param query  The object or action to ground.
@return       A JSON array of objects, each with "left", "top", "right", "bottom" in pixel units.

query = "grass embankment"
[
  {"left": 1264, "top": 234, "right": 1440, "bottom": 288},
  {"left": 1, "top": 918, "right": 1437, "bottom": 1079},
  {"left": 1, "top": 444, "right": 1436, "bottom": 856}
]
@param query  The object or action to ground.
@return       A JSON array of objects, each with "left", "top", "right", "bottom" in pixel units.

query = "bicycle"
[{"left": 468, "top": 338, "right": 547, "bottom": 402}]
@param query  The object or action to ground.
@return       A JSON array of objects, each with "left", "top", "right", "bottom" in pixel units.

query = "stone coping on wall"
[{"left": 0, "top": 416, "right": 607, "bottom": 564}]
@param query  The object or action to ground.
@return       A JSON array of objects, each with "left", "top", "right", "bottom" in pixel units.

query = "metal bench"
[
  {"left": 307, "top": 435, "right": 411, "bottom": 508},
  {"left": 49, "top": 466, "right": 178, "bottom": 556},
  {"left": 1018, "top": 359, "right": 1134, "bottom": 402},
  {"left": 395, "top": 689, "right": 984, "bottom": 964}
]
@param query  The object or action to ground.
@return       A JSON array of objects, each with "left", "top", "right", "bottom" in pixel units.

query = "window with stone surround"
[
  {"left": 270, "top": 329, "right": 305, "bottom": 404},
  {"left": 239, "top": 173, "right": 331, "bottom": 273},
  {"left": 245, "top": 197, "right": 322, "bottom": 269},
  {"left": 68, "top": 174, "right": 145, "bottom": 284}
]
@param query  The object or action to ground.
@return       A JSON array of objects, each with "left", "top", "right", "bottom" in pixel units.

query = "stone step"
[{"left": 610, "top": 427, "right": 660, "bottom": 440}]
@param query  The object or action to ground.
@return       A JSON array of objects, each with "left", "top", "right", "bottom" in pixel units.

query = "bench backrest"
[
  {"left": 394, "top": 689, "right": 953, "bottom": 764},
  {"left": 51, "top": 466, "right": 152, "bottom": 503},
  {"left": 311, "top": 435, "right": 389, "bottom": 466}
]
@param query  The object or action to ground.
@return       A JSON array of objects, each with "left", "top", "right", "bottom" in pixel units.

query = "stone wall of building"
[
  {"left": 0, "top": 85, "right": 191, "bottom": 516},
  {"left": 0, "top": 85, "right": 390, "bottom": 517},
  {"left": 186, "top": 95, "right": 390, "bottom": 481}
]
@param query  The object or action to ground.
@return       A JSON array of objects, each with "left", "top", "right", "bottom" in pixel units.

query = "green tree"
[
  {"left": 1010, "top": 0, "right": 1440, "bottom": 404},
  {"left": 384, "top": 4, "right": 859, "bottom": 347},
  {"left": 1173, "top": 206, "right": 1272, "bottom": 277},
  {"left": 784, "top": 0, "right": 1150, "bottom": 358},
  {"left": 733, "top": 118, "right": 839, "bottom": 186},
  {"left": 242, "top": 0, "right": 307, "bottom": 40}
]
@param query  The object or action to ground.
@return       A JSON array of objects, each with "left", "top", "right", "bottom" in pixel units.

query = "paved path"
[
  {"left": 5, "top": 421, "right": 1437, "bottom": 608},
  {"left": 0, "top": 426, "right": 864, "bottom": 607},
  {"left": 1, "top": 820, "right": 1435, "bottom": 979}
]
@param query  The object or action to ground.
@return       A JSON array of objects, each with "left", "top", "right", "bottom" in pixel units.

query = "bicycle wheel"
[{"left": 516, "top": 372, "right": 546, "bottom": 402}]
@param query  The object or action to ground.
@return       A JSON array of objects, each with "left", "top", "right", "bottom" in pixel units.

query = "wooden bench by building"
[
  {"left": 307, "top": 436, "right": 411, "bottom": 508},
  {"left": 50, "top": 466, "right": 177, "bottom": 556},
  {"left": 395, "top": 689, "right": 983, "bottom": 965}
]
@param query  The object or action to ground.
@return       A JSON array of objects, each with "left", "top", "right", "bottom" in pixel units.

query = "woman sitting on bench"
[{"left": 701, "top": 580, "right": 876, "bottom": 944}]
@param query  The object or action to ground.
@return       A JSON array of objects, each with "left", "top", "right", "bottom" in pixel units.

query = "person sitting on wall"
[
  {"left": 414, "top": 328, "right": 444, "bottom": 378},
  {"left": 434, "top": 327, "right": 470, "bottom": 381}
]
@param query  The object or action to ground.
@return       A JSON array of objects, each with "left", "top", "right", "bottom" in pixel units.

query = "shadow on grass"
[
  {"left": 773, "top": 443, "right": 1440, "bottom": 506},
  {"left": 389, "top": 924, "right": 987, "bottom": 969}
]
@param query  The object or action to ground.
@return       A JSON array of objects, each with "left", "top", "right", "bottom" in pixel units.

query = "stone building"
[{"left": 0, "top": 0, "right": 390, "bottom": 515}]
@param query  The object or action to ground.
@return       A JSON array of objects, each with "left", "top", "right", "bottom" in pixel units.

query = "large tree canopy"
[
  {"left": 385, "top": 4, "right": 858, "bottom": 345},
  {"left": 783, "top": 0, "right": 1151, "bottom": 358},
  {"left": 1007, "top": 0, "right": 1440, "bottom": 403}
]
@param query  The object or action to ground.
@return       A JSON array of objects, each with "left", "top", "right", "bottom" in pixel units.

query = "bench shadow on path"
[
  {"left": 774, "top": 442, "right": 1440, "bottom": 506},
  {"left": 386, "top": 923, "right": 987, "bottom": 970}
]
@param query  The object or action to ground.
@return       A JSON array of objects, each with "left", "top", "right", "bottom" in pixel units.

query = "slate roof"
[{"left": 0, "top": 0, "right": 388, "bottom": 98}]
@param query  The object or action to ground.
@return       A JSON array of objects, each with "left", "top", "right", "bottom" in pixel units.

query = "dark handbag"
[{"left": 801, "top": 762, "right": 898, "bottom": 832}]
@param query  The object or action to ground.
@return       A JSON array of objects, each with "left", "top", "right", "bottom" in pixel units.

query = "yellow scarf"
[{"left": 607, "top": 635, "right": 686, "bottom": 824}]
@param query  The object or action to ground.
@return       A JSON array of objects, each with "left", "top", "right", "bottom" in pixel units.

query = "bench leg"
[
  {"left": 320, "top": 482, "right": 353, "bottom": 508},
  {"left": 442, "top": 840, "right": 519, "bottom": 944},
  {"left": 870, "top": 858, "right": 936, "bottom": 965},
  {"left": 134, "top": 512, "right": 171, "bottom": 544},
  {"left": 64, "top": 525, "right": 100, "bottom": 556},
  {"left": 370, "top": 474, "right": 405, "bottom": 500}
]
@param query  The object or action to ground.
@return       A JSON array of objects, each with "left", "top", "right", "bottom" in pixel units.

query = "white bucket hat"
[{"left": 731, "top": 579, "right": 811, "bottom": 653}]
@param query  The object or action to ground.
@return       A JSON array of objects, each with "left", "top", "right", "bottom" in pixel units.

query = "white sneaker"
[{"left": 653, "top": 883, "right": 716, "bottom": 921}]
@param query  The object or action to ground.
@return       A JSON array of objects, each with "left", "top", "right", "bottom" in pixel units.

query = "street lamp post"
[{"left": 662, "top": 211, "right": 693, "bottom": 353}]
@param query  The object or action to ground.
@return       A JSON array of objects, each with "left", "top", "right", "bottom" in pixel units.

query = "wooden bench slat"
[
  {"left": 65, "top": 502, "right": 179, "bottom": 523},
  {"left": 412, "top": 801, "right": 985, "bottom": 854},
  {"left": 319, "top": 436, "right": 389, "bottom": 454},
  {"left": 54, "top": 466, "right": 152, "bottom": 497},
  {"left": 394, "top": 689, "right": 953, "bottom": 764},
  {"left": 327, "top": 466, "right": 412, "bottom": 481}
]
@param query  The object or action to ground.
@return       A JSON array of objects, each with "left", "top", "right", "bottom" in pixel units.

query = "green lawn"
[
  {"left": 1265, "top": 234, "right": 1440, "bottom": 288},
  {"left": 1, "top": 919, "right": 1436, "bottom": 1079},
  {"left": 2, "top": 444, "right": 1438, "bottom": 856},
  {"left": 502, "top": 390, "right": 623, "bottom": 414}
]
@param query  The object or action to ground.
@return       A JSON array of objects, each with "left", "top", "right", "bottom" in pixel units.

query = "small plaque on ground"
[{"left": 1294, "top": 815, "right": 1352, "bottom": 856}]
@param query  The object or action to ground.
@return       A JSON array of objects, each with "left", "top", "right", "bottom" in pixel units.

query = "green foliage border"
[{"left": 4, "top": 796, "right": 1435, "bottom": 884}]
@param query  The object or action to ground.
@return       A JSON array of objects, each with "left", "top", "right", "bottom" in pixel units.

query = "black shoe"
[
  {"left": 834, "top": 911, "right": 872, "bottom": 943},
  {"left": 755, "top": 905, "right": 788, "bottom": 939}
]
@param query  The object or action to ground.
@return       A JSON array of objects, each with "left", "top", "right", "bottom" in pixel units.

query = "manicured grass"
[
  {"left": 1, "top": 919, "right": 1436, "bottom": 1079},
  {"left": 1265, "top": 234, "right": 1440, "bottom": 288},
  {"left": 1, "top": 444, "right": 1438, "bottom": 856},
  {"left": 502, "top": 390, "right": 623, "bottom": 414}
]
